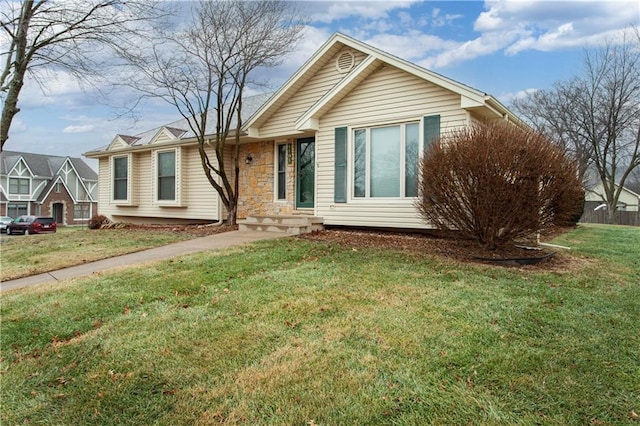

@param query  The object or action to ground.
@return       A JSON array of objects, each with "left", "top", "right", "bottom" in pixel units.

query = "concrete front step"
[{"left": 238, "top": 215, "right": 324, "bottom": 235}]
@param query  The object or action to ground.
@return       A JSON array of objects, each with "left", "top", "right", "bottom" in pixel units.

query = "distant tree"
[
  {"left": 512, "top": 27, "right": 640, "bottom": 224},
  {"left": 120, "top": 0, "right": 304, "bottom": 225},
  {"left": 627, "top": 166, "right": 640, "bottom": 195},
  {"left": 0, "top": 0, "right": 168, "bottom": 151},
  {"left": 416, "top": 121, "right": 584, "bottom": 250}
]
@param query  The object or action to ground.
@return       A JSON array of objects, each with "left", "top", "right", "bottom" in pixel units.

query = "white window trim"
[
  {"left": 111, "top": 153, "right": 135, "bottom": 206},
  {"left": 273, "top": 142, "right": 288, "bottom": 202},
  {"left": 152, "top": 147, "right": 183, "bottom": 207},
  {"left": 349, "top": 121, "right": 421, "bottom": 201},
  {"left": 8, "top": 177, "right": 30, "bottom": 195}
]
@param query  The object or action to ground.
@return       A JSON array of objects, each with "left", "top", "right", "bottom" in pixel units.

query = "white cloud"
[
  {"left": 476, "top": 0, "right": 638, "bottom": 55},
  {"left": 498, "top": 88, "right": 539, "bottom": 104},
  {"left": 414, "top": 0, "right": 638, "bottom": 69},
  {"left": 308, "top": 1, "right": 416, "bottom": 24},
  {"left": 63, "top": 125, "right": 95, "bottom": 134},
  {"left": 431, "top": 8, "right": 463, "bottom": 28},
  {"left": 366, "top": 32, "right": 459, "bottom": 61}
]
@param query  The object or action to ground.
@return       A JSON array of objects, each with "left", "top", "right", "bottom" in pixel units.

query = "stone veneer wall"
[{"left": 237, "top": 140, "right": 296, "bottom": 219}]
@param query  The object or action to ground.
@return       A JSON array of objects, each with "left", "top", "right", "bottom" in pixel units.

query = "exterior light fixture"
[{"left": 245, "top": 154, "right": 253, "bottom": 164}]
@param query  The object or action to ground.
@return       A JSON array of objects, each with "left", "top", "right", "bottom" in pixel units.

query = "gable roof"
[
  {"left": 86, "top": 92, "right": 274, "bottom": 155},
  {"left": 1, "top": 151, "right": 97, "bottom": 181},
  {"left": 244, "top": 32, "right": 519, "bottom": 134}
]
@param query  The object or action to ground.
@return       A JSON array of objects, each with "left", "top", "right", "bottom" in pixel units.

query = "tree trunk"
[
  {"left": 607, "top": 205, "right": 617, "bottom": 225},
  {"left": 1, "top": 0, "right": 33, "bottom": 151},
  {"left": 226, "top": 205, "right": 237, "bottom": 227}
]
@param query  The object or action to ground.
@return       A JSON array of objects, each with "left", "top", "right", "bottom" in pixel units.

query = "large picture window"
[
  {"left": 157, "top": 151, "right": 176, "bottom": 201},
  {"left": 276, "top": 144, "right": 287, "bottom": 200},
  {"left": 353, "top": 122, "right": 420, "bottom": 199},
  {"left": 113, "top": 156, "right": 128, "bottom": 200},
  {"left": 9, "top": 178, "right": 29, "bottom": 194}
]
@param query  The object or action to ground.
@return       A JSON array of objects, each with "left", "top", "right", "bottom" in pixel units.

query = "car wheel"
[
  {"left": 24, "top": 229, "right": 29, "bottom": 235},
  {"left": 6, "top": 228, "right": 10, "bottom": 235}
]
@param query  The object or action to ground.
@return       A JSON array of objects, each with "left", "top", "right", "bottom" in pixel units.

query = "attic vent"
[{"left": 336, "top": 51, "right": 355, "bottom": 73}]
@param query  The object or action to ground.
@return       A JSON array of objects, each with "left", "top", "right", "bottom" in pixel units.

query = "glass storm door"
[{"left": 296, "top": 137, "right": 315, "bottom": 208}]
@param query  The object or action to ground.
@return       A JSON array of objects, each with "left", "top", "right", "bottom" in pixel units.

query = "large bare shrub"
[{"left": 417, "top": 121, "right": 584, "bottom": 250}]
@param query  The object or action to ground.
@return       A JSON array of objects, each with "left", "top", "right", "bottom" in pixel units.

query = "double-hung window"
[
  {"left": 9, "top": 178, "right": 29, "bottom": 195},
  {"left": 151, "top": 148, "right": 181, "bottom": 206},
  {"left": 353, "top": 122, "right": 420, "bottom": 199},
  {"left": 157, "top": 151, "right": 176, "bottom": 201},
  {"left": 113, "top": 156, "right": 128, "bottom": 201}
]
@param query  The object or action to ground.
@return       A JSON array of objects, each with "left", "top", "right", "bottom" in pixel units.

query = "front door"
[
  {"left": 52, "top": 203, "right": 63, "bottom": 224},
  {"left": 296, "top": 137, "right": 315, "bottom": 208}
]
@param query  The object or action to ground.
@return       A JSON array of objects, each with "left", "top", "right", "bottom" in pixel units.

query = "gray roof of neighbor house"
[
  {"left": 1, "top": 150, "right": 98, "bottom": 181},
  {"left": 87, "top": 92, "right": 275, "bottom": 154}
]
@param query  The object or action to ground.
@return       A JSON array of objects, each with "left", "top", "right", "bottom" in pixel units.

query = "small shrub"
[
  {"left": 88, "top": 214, "right": 111, "bottom": 230},
  {"left": 416, "top": 121, "right": 584, "bottom": 250}
]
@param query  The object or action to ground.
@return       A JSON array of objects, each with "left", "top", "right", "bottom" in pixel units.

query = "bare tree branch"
[
  {"left": 117, "top": 0, "right": 304, "bottom": 225},
  {"left": 511, "top": 26, "right": 640, "bottom": 224},
  {"left": 0, "top": 0, "right": 171, "bottom": 150}
]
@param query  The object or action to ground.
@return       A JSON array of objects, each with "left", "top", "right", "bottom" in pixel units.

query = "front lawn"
[
  {"left": 0, "top": 226, "right": 196, "bottom": 281},
  {"left": 1, "top": 224, "right": 638, "bottom": 424}
]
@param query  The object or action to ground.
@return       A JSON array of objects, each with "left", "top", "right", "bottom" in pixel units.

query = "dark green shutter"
[
  {"left": 334, "top": 127, "right": 348, "bottom": 203},
  {"left": 423, "top": 115, "right": 440, "bottom": 149}
]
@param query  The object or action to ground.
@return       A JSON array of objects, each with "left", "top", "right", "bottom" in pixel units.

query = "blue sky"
[{"left": 3, "top": 0, "right": 638, "bottom": 169}]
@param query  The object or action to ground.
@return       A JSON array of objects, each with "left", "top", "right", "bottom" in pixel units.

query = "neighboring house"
[
  {"left": 584, "top": 182, "right": 640, "bottom": 212},
  {"left": 0, "top": 151, "right": 98, "bottom": 225},
  {"left": 85, "top": 33, "right": 521, "bottom": 230}
]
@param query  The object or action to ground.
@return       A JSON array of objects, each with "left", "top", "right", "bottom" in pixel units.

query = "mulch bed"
[
  {"left": 102, "top": 222, "right": 238, "bottom": 237},
  {"left": 120, "top": 222, "right": 580, "bottom": 271},
  {"left": 297, "top": 227, "right": 579, "bottom": 271}
]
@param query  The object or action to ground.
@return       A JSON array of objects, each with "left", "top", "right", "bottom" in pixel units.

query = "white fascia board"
[
  {"left": 243, "top": 33, "right": 345, "bottom": 131},
  {"left": 296, "top": 117, "right": 320, "bottom": 132},
  {"left": 460, "top": 95, "right": 485, "bottom": 109}
]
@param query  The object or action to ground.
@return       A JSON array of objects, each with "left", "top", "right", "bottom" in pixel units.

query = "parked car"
[
  {"left": 6, "top": 216, "right": 57, "bottom": 235},
  {"left": 0, "top": 216, "right": 13, "bottom": 233}
]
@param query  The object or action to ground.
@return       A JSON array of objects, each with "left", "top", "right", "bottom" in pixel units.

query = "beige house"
[
  {"left": 585, "top": 182, "right": 640, "bottom": 212},
  {"left": 85, "top": 33, "right": 521, "bottom": 230}
]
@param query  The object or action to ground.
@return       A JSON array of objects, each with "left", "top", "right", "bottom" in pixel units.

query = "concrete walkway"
[{"left": 0, "top": 230, "right": 285, "bottom": 293}]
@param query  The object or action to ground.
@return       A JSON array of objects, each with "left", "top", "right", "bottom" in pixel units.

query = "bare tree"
[
  {"left": 121, "top": 0, "right": 304, "bottom": 225},
  {"left": 0, "top": 0, "right": 168, "bottom": 151},
  {"left": 511, "top": 86, "right": 593, "bottom": 181},
  {"left": 512, "top": 27, "right": 640, "bottom": 224}
]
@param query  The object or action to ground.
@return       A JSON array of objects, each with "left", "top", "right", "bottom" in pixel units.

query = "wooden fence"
[{"left": 580, "top": 210, "right": 640, "bottom": 226}]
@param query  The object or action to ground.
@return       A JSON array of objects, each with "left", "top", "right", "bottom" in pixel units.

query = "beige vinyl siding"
[
  {"left": 97, "top": 146, "right": 220, "bottom": 222},
  {"left": 97, "top": 158, "right": 110, "bottom": 212},
  {"left": 316, "top": 64, "right": 468, "bottom": 229},
  {"left": 258, "top": 49, "right": 367, "bottom": 139}
]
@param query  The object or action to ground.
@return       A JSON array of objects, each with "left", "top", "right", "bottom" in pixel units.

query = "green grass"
[
  {"left": 1, "top": 224, "right": 638, "bottom": 425},
  {"left": 1, "top": 227, "right": 192, "bottom": 281}
]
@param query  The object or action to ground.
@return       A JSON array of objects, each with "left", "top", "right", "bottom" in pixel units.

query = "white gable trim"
[
  {"left": 150, "top": 127, "right": 187, "bottom": 145},
  {"left": 244, "top": 33, "right": 346, "bottom": 133},
  {"left": 8, "top": 157, "right": 35, "bottom": 178},
  {"left": 107, "top": 135, "right": 139, "bottom": 151},
  {"left": 39, "top": 175, "right": 72, "bottom": 203},
  {"left": 295, "top": 55, "right": 380, "bottom": 131},
  {"left": 57, "top": 158, "right": 97, "bottom": 202},
  {"left": 244, "top": 32, "right": 516, "bottom": 134}
]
